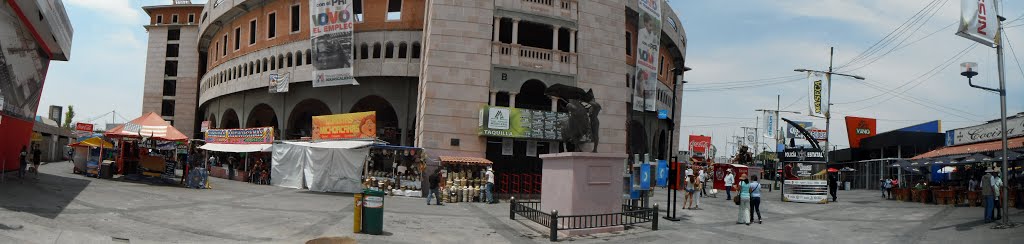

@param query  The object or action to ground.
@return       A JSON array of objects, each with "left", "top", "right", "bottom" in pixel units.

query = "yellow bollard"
[{"left": 353, "top": 193, "right": 363, "bottom": 233}]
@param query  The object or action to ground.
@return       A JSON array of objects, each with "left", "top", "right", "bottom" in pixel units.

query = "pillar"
[
  {"left": 510, "top": 92, "right": 518, "bottom": 107},
  {"left": 493, "top": 17, "right": 501, "bottom": 42},
  {"left": 490, "top": 91, "right": 497, "bottom": 105},
  {"left": 551, "top": 97, "right": 558, "bottom": 111},
  {"left": 552, "top": 25, "right": 560, "bottom": 51},
  {"left": 512, "top": 18, "right": 520, "bottom": 45},
  {"left": 569, "top": 28, "right": 576, "bottom": 53}
]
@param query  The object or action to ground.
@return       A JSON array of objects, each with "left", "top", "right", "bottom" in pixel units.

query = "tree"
[{"left": 63, "top": 105, "right": 75, "bottom": 129}]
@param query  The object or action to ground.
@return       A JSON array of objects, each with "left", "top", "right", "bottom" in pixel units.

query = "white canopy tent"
[{"left": 271, "top": 140, "right": 375, "bottom": 193}]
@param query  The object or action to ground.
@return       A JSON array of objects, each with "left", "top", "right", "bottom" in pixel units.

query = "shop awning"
[
  {"left": 70, "top": 137, "right": 114, "bottom": 149},
  {"left": 912, "top": 136, "right": 1024, "bottom": 160},
  {"left": 439, "top": 156, "right": 493, "bottom": 165},
  {"left": 199, "top": 143, "right": 272, "bottom": 152},
  {"left": 104, "top": 112, "right": 188, "bottom": 141}
]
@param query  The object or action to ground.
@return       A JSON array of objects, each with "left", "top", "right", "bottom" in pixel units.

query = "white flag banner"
[
  {"left": 807, "top": 72, "right": 829, "bottom": 118},
  {"left": 310, "top": 0, "right": 358, "bottom": 87},
  {"left": 764, "top": 111, "right": 775, "bottom": 138},
  {"left": 745, "top": 128, "right": 756, "bottom": 147},
  {"left": 956, "top": 0, "right": 999, "bottom": 47}
]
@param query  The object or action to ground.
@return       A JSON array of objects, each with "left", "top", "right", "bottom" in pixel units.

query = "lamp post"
[
  {"left": 756, "top": 104, "right": 799, "bottom": 189},
  {"left": 663, "top": 66, "right": 689, "bottom": 222},
  {"left": 794, "top": 48, "right": 866, "bottom": 165},
  {"left": 959, "top": 61, "right": 1015, "bottom": 229}
]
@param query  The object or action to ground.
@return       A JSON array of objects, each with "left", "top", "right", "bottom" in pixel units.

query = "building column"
[
  {"left": 550, "top": 97, "right": 558, "bottom": 111},
  {"left": 493, "top": 17, "right": 501, "bottom": 42},
  {"left": 569, "top": 28, "right": 576, "bottom": 53},
  {"left": 490, "top": 91, "right": 497, "bottom": 105},
  {"left": 512, "top": 18, "right": 520, "bottom": 45},
  {"left": 552, "top": 25, "right": 560, "bottom": 51},
  {"left": 509, "top": 92, "right": 518, "bottom": 107},
  {"left": 552, "top": 25, "right": 561, "bottom": 72}
]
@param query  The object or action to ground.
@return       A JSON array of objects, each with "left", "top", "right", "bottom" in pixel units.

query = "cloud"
[{"left": 65, "top": 0, "right": 141, "bottom": 23}]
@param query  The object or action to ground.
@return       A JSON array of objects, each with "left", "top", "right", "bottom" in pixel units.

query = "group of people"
[
  {"left": 879, "top": 177, "right": 899, "bottom": 199},
  {"left": 17, "top": 145, "right": 43, "bottom": 179},
  {"left": 731, "top": 171, "right": 763, "bottom": 225},
  {"left": 980, "top": 168, "right": 1006, "bottom": 223},
  {"left": 247, "top": 158, "right": 271, "bottom": 185},
  {"left": 681, "top": 165, "right": 712, "bottom": 210}
]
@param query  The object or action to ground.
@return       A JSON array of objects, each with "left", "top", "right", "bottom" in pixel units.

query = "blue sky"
[{"left": 37, "top": 0, "right": 1024, "bottom": 155}]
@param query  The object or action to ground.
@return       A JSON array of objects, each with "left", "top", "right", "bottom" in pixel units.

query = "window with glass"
[{"left": 387, "top": 0, "right": 402, "bottom": 21}]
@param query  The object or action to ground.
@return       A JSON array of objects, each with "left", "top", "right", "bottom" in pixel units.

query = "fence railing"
[{"left": 510, "top": 198, "right": 658, "bottom": 241}]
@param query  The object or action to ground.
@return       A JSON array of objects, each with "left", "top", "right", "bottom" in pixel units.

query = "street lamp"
[
  {"left": 959, "top": 61, "right": 1015, "bottom": 228},
  {"left": 663, "top": 66, "right": 689, "bottom": 222}
]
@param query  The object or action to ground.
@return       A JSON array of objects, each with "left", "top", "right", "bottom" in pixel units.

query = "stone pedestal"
[{"left": 540, "top": 152, "right": 627, "bottom": 236}]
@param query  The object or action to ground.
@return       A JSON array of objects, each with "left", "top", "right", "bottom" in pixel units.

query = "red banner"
[
  {"left": 845, "top": 116, "right": 877, "bottom": 148},
  {"left": 688, "top": 135, "right": 712, "bottom": 154},
  {"left": 75, "top": 122, "right": 94, "bottom": 132}
]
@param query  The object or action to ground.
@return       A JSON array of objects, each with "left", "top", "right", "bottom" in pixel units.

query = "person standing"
[
  {"left": 982, "top": 168, "right": 995, "bottom": 223},
  {"left": 884, "top": 178, "right": 893, "bottom": 200},
  {"left": 992, "top": 170, "right": 1003, "bottom": 220},
  {"left": 485, "top": 167, "right": 495, "bottom": 204},
  {"left": 737, "top": 174, "right": 751, "bottom": 225},
  {"left": 683, "top": 175, "right": 695, "bottom": 209},
  {"left": 18, "top": 146, "right": 28, "bottom": 179},
  {"left": 725, "top": 170, "right": 735, "bottom": 200},
  {"left": 31, "top": 146, "right": 42, "bottom": 176},
  {"left": 828, "top": 172, "right": 839, "bottom": 202},
  {"left": 428, "top": 169, "right": 443, "bottom": 206},
  {"left": 227, "top": 157, "right": 236, "bottom": 180},
  {"left": 749, "top": 175, "right": 763, "bottom": 224},
  {"left": 698, "top": 168, "right": 707, "bottom": 197}
]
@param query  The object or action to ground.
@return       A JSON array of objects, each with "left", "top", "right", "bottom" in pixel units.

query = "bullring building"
[{"left": 141, "top": 0, "right": 687, "bottom": 188}]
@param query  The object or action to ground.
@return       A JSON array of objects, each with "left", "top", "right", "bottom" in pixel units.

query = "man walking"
[
  {"left": 427, "top": 169, "right": 443, "bottom": 206},
  {"left": 725, "top": 170, "right": 735, "bottom": 200},
  {"left": 828, "top": 172, "right": 839, "bottom": 202},
  {"left": 982, "top": 168, "right": 995, "bottom": 223},
  {"left": 485, "top": 167, "right": 496, "bottom": 204},
  {"left": 699, "top": 168, "right": 707, "bottom": 197}
]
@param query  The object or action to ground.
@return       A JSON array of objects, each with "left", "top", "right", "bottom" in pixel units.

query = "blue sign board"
[
  {"left": 945, "top": 130, "right": 955, "bottom": 146},
  {"left": 657, "top": 110, "right": 669, "bottom": 119},
  {"left": 656, "top": 160, "right": 668, "bottom": 187},
  {"left": 639, "top": 164, "right": 651, "bottom": 189},
  {"left": 897, "top": 120, "right": 941, "bottom": 133}
]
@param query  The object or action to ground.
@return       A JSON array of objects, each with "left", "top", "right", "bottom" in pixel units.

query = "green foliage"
[{"left": 63, "top": 105, "right": 75, "bottom": 128}]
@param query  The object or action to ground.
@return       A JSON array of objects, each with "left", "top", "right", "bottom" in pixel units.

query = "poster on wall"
[
  {"left": 478, "top": 106, "right": 568, "bottom": 141},
  {"left": 780, "top": 148, "right": 828, "bottom": 204},
  {"left": 204, "top": 127, "right": 275, "bottom": 144},
  {"left": 526, "top": 140, "right": 537, "bottom": 157},
  {"left": 634, "top": 0, "right": 662, "bottom": 111},
  {"left": 502, "top": 138, "right": 514, "bottom": 156},
  {"left": 310, "top": 0, "right": 358, "bottom": 87},
  {"left": 311, "top": 111, "right": 376, "bottom": 140},
  {"left": 0, "top": 6, "right": 50, "bottom": 122},
  {"left": 268, "top": 73, "right": 290, "bottom": 93}
]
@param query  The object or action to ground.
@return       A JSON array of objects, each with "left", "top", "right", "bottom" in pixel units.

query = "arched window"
[
  {"left": 262, "top": 58, "right": 268, "bottom": 71},
  {"left": 372, "top": 43, "right": 381, "bottom": 59},
  {"left": 287, "top": 53, "right": 293, "bottom": 67},
  {"left": 243, "top": 63, "right": 249, "bottom": 76},
  {"left": 305, "top": 49, "right": 312, "bottom": 64},
  {"left": 295, "top": 51, "right": 302, "bottom": 66},
  {"left": 360, "top": 43, "right": 369, "bottom": 60},
  {"left": 411, "top": 42, "right": 421, "bottom": 59},
  {"left": 271, "top": 56, "right": 276, "bottom": 70},
  {"left": 385, "top": 42, "right": 395, "bottom": 58},
  {"left": 255, "top": 60, "right": 261, "bottom": 73},
  {"left": 278, "top": 55, "right": 284, "bottom": 69},
  {"left": 398, "top": 42, "right": 408, "bottom": 58}
]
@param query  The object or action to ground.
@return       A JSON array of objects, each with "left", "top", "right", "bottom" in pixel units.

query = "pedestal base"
[{"left": 540, "top": 152, "right": 627, "bottom": 236}]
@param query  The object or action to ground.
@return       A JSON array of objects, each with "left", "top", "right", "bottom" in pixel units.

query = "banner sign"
[
  {"left": 781, "top": 148, "right": 828, "bottom": 204},
  {"left": 957, "top": 0, "right": 999, "bottom": 47},
  {"left": 688, "top": 135, "right": 712, "bottom": 156},
  {"left": 896, "top": 120, "right": 941, "bottom": 133},
  {"left": 639, "top": 163, "right": 651, "bottom": 189},
  {"left": 786, "top": 121, "right": 813, "bottom": 139},
  {"left": 807, "top": 72, "right": 830, "bottom": 118},
  {"left": 268, "top": 73, "right": 290, "bottom": 93},
  {"left": 311, "top": 111, "right": 376, "bottom": 140},
  {"left": 844, "top": 116, "right": 876, "bottom": 148},
  {"left": 634, "top": 0, "right": 662, "bottom": 111},
  {"left": 478, "top": 106, "right": 568, "bottom": 141},
  {"left": 744, "top": 127, "right": 757, "bottom": 147},
  {"left": 656, "top": 159, "right": 668, "bottom": 187},
  {"left": 780, "top": 148, "right": 825, "bottom": 162},
  {"left": 764, "top": 111, "right": 775, "bottom": 138},
  {"left": 75, "top": 122, "right": 94, "bottom": 132},
  {"left": 310, "top": 0, "right": 358, "bottom": 87},
  {"left": 204, "top": 127, "right": 274, "bottom": 144},
  {"left": 947, "top": 116, "right": 1024, "bottom": 146}
]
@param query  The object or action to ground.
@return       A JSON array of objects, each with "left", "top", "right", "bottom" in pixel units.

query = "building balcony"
[
  {"left": 492, "top": 42, "right": 576, "bottom": 75},
  {"left": 496, "top": 0, "right": 578, "bottom": 20}
]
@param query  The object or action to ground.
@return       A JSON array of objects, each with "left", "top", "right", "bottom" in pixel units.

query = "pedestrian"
[
  {"left": 749, "top": 175, "right": 763, "bottom": 224},
  {"left": 698, "top": 168, "right": 707, "bottom": 197},
  {"left": 737, "top": 174, "right": 751, "bottom": 225},
  {"left": 227, "top": 157, "right": 236, "bottom": 180},
  {"left": 485, "top": 166, "right": 496, "bottom": 204},
  {"left": 992, "top": 170, "right": 1003, "bottom": 220},
  {"left": 828, "top": 172, "right": 839, "bottom": 202},
  {"left": 879, "top": 178, "right": 888, "bottom": 198},
  {"left": 683, "top": 175, "right": 695, "bottom": 209},
  {"left": 18, "top": 146, "right": 28, "bottom": 179},
  {"left": 982, "top": 168, "right": 995, "bottom": 223},
  {"left": 969, "top": 177, "right": 979, "bottom": 191},
  {"left": 725, "top": 170, "right": 735, "bottom": 200},
  {"left": 427, "top": 169, "right": 443, "bottom": 206},
  {"left": 884, "top": 177, "right": 893, "bottom": 199},
  {"left": 31, "top": 146, "right": 42, "bottom": 176}
]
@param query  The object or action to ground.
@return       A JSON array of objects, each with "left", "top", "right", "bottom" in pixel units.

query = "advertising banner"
[
  {"left": 786, "top": 121, "right": 813, "bottom": 139},
  {"left": 656, "top": 159, "right": 668, "bottom": 187},
  {"left": 807, "top": 72, "right": 830, "bottom": 118},
  {"left": 780, "top": 148, "right": 828, "bottom": 203},
  {"left": 478, "top": 106, "right": 568, "bottom": 141},
  {"left": 764, "top": 111, "right": 775, "bottom": 138},
  {"left": 268, "top": 73, "right": 290, "bottom": 93},
  {"left": 310, "top": 0, "right": 358, "bottom": 87},
  {"left": 634, "top": 0, "right": 662, "bottom": 111},
  {"left": 75, "top": 123, "right": 94, "bottom": 132},
  {"left": 957, "top": 0, "right": 999, "bottom": 47},
  {"left": 947, "top": 116, "right": 1024, "bottom": 146},
  {"left": 688, "top": 135, "right": 712, "bottom": 156},
  {"left": 744, "top": 127, "right": 757, "bottom": 147},
  {"left": 204, "top": 127, "right": 274, "bottom": 144},
  {"left": 311, "top": 111, "right": 376, "bottom": 140},
  {"left": 639, "top": 163, "right": 651, "bottom": 189},
  {"left": 844, "top": 116, "right": 876, "bottom": 148}
]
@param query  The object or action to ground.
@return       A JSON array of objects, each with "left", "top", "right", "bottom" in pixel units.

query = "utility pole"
[
  {"left": 757, "top": 95, "right": 800, "bottom": 188},
  {"left": 795, "top": 47, "right": 866, "bottom": 164}
]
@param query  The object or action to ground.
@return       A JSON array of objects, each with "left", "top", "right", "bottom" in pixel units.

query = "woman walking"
[
  {"left": 749, "top": 175, "right": 763, "bottom": 224},
  {"left": 737, "top": 174, "right": 751, "bottom": 225},
  {"left": 683, "top": 175, "right": 696, "bottom": 209}
]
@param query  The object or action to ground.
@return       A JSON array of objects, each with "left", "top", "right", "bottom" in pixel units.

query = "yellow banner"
[{"left": 312, "top": 111, "right": 376, "bottom": 140}]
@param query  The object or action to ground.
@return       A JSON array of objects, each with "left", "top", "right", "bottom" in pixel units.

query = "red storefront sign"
[
  {"left": 845, "top": 116, "right": 877, "bottom": 148},
  {"left": 75, "top": 122, "right": 94, "bottom": 132},
  {"left": 688, "top": 135, "right": 712, "bottom": 154}
]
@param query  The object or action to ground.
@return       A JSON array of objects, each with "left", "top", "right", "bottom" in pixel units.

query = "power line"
[
  {"left": 1005, "top": 33, "right": 1024, "bottom": 82},
  {"left": 684, "top": 77, "right": 804, "bottom": 91},
  {"left": 781, "top": 94, "right": 807, "bottom": 111},
  {"left": 838, "top": 0, "right": 946, "bottom": 69},
  {"left": 833, "top": 43, "right": 977, "bottom": 106},
  {"left": 840, "top": 0, "right": 950, "bottom": 72}
]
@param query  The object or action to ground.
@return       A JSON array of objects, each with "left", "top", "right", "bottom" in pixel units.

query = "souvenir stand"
[
  {"left": 104, "top": 112, "right": 189, "bottom": 181},
  {"left": 200, "top": 127, "right": 275, "bottom": 183},
  {"left": 437, "top": 156, "right": 494, "bottom": 203},
  {"left": 68, "top": 136, "right": 114, "bottom": 177},
  {"left": 361, "top": 145, "right": 426, "bottom": 197}
]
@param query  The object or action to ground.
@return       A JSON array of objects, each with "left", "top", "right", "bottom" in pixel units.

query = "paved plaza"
[{"left": 0, "top": 162, "right": 1021, "bottom": 243}]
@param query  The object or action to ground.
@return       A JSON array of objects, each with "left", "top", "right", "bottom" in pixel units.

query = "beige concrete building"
[{"left": 141, "top": 2, "right": 204, "bottom": 138}]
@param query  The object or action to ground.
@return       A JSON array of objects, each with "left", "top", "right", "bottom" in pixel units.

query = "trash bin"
[
  {"left": 361, "top": 189, "right": 385, "bottom": 235},
  {"left": 844, "top": 182, "right": 851, "bottom": 191}
]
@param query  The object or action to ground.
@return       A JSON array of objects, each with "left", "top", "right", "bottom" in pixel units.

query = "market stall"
[
  {"left": 272, "top": 140, "right": 375, "bottom": 193},
  {"left": 104, "top": 112, "right": 189, "bottom": 180},
  {"left": 68, "top": 136, "right": 114, "bottom": 177},
  {"left": 437, "top": 156, "right": 493, "bottom": 203},
  {"left": 201, "top": 127, "right": 275, "bottom": 183},
  {"left": 362, "top": 145, "right": 426, "bottom": 197}
]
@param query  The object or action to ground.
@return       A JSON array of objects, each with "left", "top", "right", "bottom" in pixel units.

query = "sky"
[
  {"left": 35, "top": 0, "right": 1024, "bottom": 156},
  {"left": 669, "top": 0, "right": 1024, "bottom": 156}
]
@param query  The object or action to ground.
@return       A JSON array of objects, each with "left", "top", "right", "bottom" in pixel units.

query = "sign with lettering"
[
  {"left": 310, "top": 0, "right": 358, "bottom": 87},
  {"left": 205, "top": 127, "right": 275, "bottom": 144},
  {"left": 947, "top": 116, "right": 1024, "bottom": 146},
  {"left": 478, "top": 106, "right": 567, "bottom": 141},
  {"left": 75, "top": 122, "right": 94, "bottom": 132},
  {"left": 957, "top": 0, "right": 999, "bottom": 47},
  {"left": 781, "top": 148, "right": 825, "bottom": 162},
  {"left": 312, "top": 111, "right": 376, "bottom": 140}
]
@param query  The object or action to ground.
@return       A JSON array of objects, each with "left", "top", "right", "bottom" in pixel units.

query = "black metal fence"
[{"left": 510, "top": 198, "right": 658, "bottom": 241}]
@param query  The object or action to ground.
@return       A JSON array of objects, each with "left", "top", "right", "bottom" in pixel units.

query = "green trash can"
[{"left": 361, "top": 189, "right": 386, "bottom": 235}]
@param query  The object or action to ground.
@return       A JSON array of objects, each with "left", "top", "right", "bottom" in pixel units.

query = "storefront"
[
  {"left": 104, "top": 112, "right": 189, "bottom": 180},
  {"left": 200, "top": 127, "right": 275, "bottom": 183},
  {"left": 438, "top": 156, "right": 493, "bottom": 203},
  {"left": 478, "top": 105, "right": 566, "bottom": 199}
]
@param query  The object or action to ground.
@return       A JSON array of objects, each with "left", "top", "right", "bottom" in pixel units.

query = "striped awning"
[{"left": 439, "top": 156, "right": 493, "bottom": 165}]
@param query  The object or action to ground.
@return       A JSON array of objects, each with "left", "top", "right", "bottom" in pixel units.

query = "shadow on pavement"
[
  {"left": 298, "top": 191, "right": 355, "bottom": 197},
  {"left": 930, "top": 219, "right": 989, "bottom": 232},
  {"left": 0, "top": 171, "right": 91, "bottom": 219}
]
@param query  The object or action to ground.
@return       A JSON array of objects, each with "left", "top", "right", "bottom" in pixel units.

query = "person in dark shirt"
[
  {"left": 18, "top": 146, "right": 28, "bottom": 178},
  {"left": 828, "top": 172, "right": 839, "bottom": 202},
  {"left": 427, "top": 169, "right": 443, "bottom": 206}
]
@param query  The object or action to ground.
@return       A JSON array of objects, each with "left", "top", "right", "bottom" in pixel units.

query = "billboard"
[
  {"left": 75, "top": 122, "right": 93, "bottom": 132},
  {"left": 896, "top": 120, "right": 941, "bottom": 133},
  {"left": 844, "top": 116, "right": 876, "bottom": 148},
  {"left": 310, "top": 0, "right": 357, "bottom": 87},
  {"left": 946, "top": 116, "right": 1024, "bottom": 146},
  {"left": 956, "top": 0, "right": 999, "bottom": 47},
  {"left": 807, "top": 72, "right": 830, "bottom": 118},
  {"left": 688, "top": 135, "right": 712, "bottom": 156},
  {"left": 780, "top": 148, "right": 828, "bottom": 203},
  {"left": 634, "top": 0, "right": 662, "bottom": 111},
  {"left": 478, "top": 106, "right": 568, "bottom": 141},
  {"left": 311, "top": 111, "right": 376, "bottom": 140},
  {"left": 204, "top": 127, "right": 274, "bottom": 144}
]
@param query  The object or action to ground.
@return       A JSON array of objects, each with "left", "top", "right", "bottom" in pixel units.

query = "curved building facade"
[{"left": 143, "top": 0, "right": 687, "bottom": 178}]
